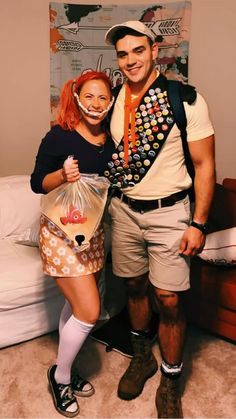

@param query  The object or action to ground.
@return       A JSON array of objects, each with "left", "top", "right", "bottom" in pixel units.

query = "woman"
[{"left": 31, "top": 71, "right": 115, "bottom": 417}]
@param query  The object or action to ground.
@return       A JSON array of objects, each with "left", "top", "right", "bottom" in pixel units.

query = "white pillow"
[
  {"left": 0, "top": 175, "right": 41, "bottom": 238},
  {"left": 198, "top": 227, "right": 236, "bottom": 266},
  {"left": 16, "top": 219, "right": 40, "bottom": 247}
]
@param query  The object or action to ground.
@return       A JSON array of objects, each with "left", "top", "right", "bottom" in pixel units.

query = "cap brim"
[{"left": 105, "top": 24, "right": 129, "bottom": 45}]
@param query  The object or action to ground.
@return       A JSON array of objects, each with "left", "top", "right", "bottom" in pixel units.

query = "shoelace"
[{"left": 58, "top": 384, "right": 75, "bottom": 406}]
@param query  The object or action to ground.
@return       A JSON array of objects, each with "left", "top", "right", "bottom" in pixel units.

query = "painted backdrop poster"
[{"left": 50, "top": 1, "right": 191, "bottom": 123}]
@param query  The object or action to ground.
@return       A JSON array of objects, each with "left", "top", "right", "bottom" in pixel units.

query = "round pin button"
[
  {"left": 138, "top": 145, "right": 144, "bottom": 153},
  {"left": 157, "top": 133, "right": 164, "bottom": 140},
  {"left": 158, "top": 117, "right": 164, "bottom": 123},
  {"left": 151, "top": 119, "right": 157, "bottom": 126},
  {"left": 144, "top": 96, "right": 150, "bottom": 103},
  {"left": 162, "top": 124, "right": 168, "bottom": 131},
  {"left": 112, "top": 153, "right": 118, "bottom": 160},
  {"left": 153, "top": 142, "right": 160, "bottom": 149},
  {"left": 149, "top": 89, "right": 155, "bottom": 95},
  {"left": 148, "top": 135, "right": 154, "bottom": 141},
  {"left": 162, "top": 109, "right": 169, "bottom": 116},
  {"left": 146, "top": 103, "right": 152, "bottom": 109},
  {"left": 134, "top": 174, "right": 140, "bottom": 181},
  {"left": 135, "top": 112, "right": 141, "bottom": 118},
  {"left": 151, "top": 95, "right": 157, "bottom": 101},
  {"left": 117, "top": 144, "right": 123, "bottom": 151},
  {"left": 144, "top": 159, "right": 150, "bottom": 166},
  {"left": 136, "top": 161, "right": 142, "bottom": 167},
  {"left": 148, "top": 150, "right": 156, "bottom": 158},
  {"left": 135, "top": 140, "right": 141, "bottom": 146},
  {"left": 157, "top": 92, "right": 164, "bottom": 99},
  {"left": 152, "top": 126, "right": 159, "bottom": 133},
  {"left": 159, "top": 98, "right": 165, "bottom": 104},
  {"left": 104, "top": 170, "right": 110, "bottom": 176},
  {"left": 144, "top": 144, "right": 151, "bottom": 151},
  {"left": 146, "top": 129, "right": 152, "bottom": 136},
  {"left": 144, "top": 122, "right": 150, "bottom": 129},
  {"left": 138, "top": 126, "right": 144, "bottom": 132},
  {"left": 142, "top": 111, "right": 147, "bottom": 117},
  {"left": 140, "top": 104, "right": 146, "bottom": 111},
  {"left": 139, "top": 167, "right": 146, "bottom": 174},
  {"left": 108, "top": 161, "right": 114, "bottom": 168}
]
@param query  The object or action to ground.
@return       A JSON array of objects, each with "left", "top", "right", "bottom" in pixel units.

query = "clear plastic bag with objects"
[{"left": 40, "top": 174, "right": 110, "bottom": 251}]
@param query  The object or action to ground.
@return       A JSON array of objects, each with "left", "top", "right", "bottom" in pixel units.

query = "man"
[{"left": 104, "top": 20, "right": 215, "bottom": 418}]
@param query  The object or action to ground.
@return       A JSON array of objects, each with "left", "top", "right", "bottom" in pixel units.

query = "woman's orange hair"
[{"left": 57, "top": 71, "right": 112, "bottom": 130}]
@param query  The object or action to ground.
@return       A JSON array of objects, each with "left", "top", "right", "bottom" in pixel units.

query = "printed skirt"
[{"left": 39, "top": 214, "right": 104, "bottom": 277}]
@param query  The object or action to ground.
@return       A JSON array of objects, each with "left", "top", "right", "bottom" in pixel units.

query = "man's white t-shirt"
[{"left": 110, "top": 84, "right": 214, "bottom": 200}]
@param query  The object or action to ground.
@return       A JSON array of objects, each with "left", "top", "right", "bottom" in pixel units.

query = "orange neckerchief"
[{"left": 123, "top": 71, "right": 159, "bottom": 166}]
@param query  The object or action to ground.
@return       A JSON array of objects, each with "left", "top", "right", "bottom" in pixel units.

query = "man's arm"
[{"left": 179, "top": 134, "right": 216, "bottom": 256}]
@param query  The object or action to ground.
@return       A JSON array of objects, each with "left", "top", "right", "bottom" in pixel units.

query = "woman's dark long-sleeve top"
[{"left": 31, "top": 125, "right": 115, "bottom": 194}]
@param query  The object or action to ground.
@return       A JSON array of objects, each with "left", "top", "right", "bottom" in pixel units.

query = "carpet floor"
[{"left": 0, "top": 323, "right": 235, "bottom": 418}]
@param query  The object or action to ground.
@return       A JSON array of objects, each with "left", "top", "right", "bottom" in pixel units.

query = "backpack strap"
[
  {"left": 107, "top": 84, "right": 123, "bottom": 123},
  {"left": 112, "top": 84, "right": 123, "bottom": 99},
  {"left": 167, "top": 80, "right": 197, "bottom": 201}
]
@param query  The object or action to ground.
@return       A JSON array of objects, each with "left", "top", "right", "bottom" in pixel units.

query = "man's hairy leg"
[
  {"left": 154, "top": 289, "right": 185, "bottom": 418},
  {"left": 125, "top": 272, "right": 151, "bottom": 330},
  {"left": 154, "top": 288, "right": 186, "bottom": 364},
  {"left": 117, "top": 273, "right": 158, "bottom": 401}
]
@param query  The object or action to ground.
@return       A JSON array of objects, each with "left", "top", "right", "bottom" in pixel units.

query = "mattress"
[{"left": 0, "top": 237, "right": 64, "bottom": 348}]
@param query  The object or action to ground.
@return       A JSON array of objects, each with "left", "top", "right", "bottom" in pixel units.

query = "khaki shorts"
[{"left": 108, "top": 196, "right": 191, "bottom": 291}]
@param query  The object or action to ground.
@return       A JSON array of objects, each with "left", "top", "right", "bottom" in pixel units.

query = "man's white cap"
[{"left": 105, "top": 20, "right": 156, "bottom": 45}]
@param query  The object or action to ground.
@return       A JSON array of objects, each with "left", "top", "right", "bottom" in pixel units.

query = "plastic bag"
[{"left": 40, "top": 173, "right": 110, "bottom": 251}]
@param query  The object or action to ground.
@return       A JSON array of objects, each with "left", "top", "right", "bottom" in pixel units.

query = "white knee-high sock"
[
  {"left": 58, "top": 300, "right": 72, "bottom": 336},
  {"left": 55, "top": 315, "right": 94, "bottom": 384}
]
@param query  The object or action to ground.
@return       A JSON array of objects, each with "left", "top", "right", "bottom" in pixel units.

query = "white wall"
[{"left": 0, "top": 0, "right": 235, "bottom": 182}]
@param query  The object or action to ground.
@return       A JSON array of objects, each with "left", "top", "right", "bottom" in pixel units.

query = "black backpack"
[
  {"left": 111, "top": 78, "right": 197, "bottom": 201},
  {"left": 167, "top": 79, "right": 196, "bottom": 202}
]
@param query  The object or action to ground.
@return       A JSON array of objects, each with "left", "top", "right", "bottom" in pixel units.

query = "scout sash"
[{"left": 104, "top": 74, "right": 175, "bottom": 189}]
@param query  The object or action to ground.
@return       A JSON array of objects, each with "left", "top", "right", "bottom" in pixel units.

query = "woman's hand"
[{"left": 62, "top": 156, "right": 80, "bottom": 183}]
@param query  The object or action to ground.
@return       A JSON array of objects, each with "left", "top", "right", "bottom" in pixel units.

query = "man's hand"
[{"left": 179, "top": 226, "right": 206, "bottom": 257}]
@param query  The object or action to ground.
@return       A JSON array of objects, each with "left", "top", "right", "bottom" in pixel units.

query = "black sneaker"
[
  {"left": 47, "top": 365, "right": 80, "bottom": 418},
  {"left": 71, "top": 374, "right": 95, "bottom": 397}
]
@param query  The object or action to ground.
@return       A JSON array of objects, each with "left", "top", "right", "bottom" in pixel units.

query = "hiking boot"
[
  {"left": 118, "top": 334, "right": 158, "bottom": 400},
  {"left": 71, "top": 374, "right": 95, "bottom": 397},
  {"left": 155, "top": 374, "right": 183, "bottom": 418},
  {"left": 47, "top": 365, "right": 80, "bottom": 418}
]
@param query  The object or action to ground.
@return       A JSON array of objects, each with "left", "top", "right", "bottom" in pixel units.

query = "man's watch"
[{"left": 190, "top": 221, "right": 208, "bottom": 234}]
